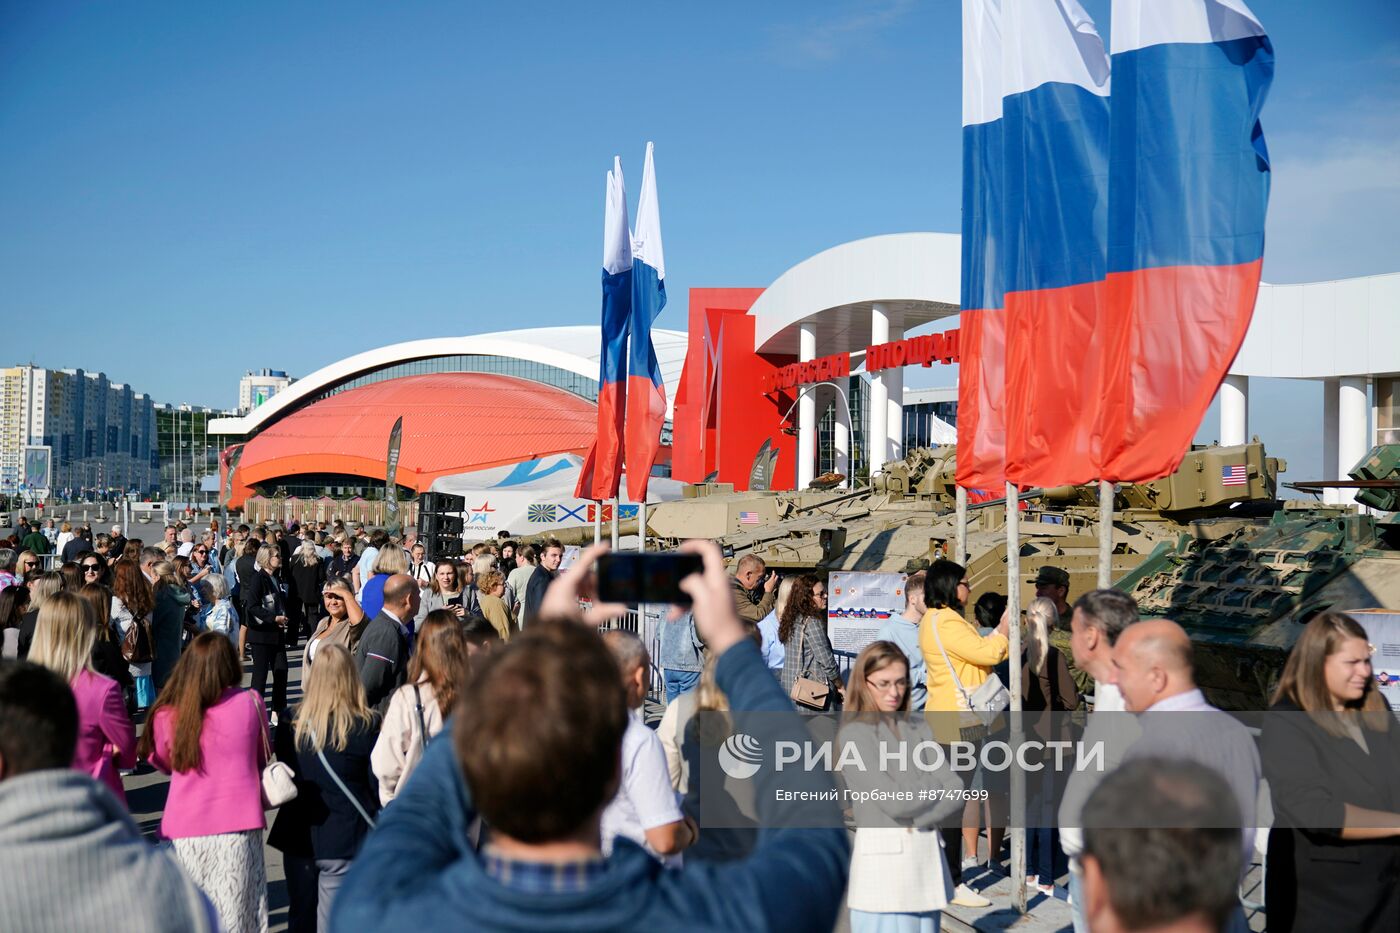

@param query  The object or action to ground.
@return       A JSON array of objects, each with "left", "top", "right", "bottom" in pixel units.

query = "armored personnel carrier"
[{"left": 1115, "top": 444, "right": 1400, "bottom": 709}]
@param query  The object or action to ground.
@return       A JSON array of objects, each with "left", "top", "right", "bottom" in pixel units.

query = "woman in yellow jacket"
[
  {"left": 919, "top": 559, "right": 1010, "bottom": 899},
  {"left": 919, "top": 559, "right": 1009, "bottom": 740}
]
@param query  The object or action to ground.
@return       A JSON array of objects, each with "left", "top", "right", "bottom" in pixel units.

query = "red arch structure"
[{"left": 226, "top": 372, "right": 596, "bottom": 508}]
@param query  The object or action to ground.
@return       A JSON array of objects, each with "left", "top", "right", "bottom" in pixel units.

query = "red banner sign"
[
  {"left": 761, "top": 329, "right": 961, "bottom": 393},
  {"left": 866, "top": 330, "right": 960, "bottom": 372}
]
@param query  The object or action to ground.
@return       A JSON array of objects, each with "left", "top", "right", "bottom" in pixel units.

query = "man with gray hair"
[
  {"left": 1061, "top": 589, "right": 1144, "bottom": 932},
  {"left": 600, "top": 629, "right": 696, "bottom": 863},
  {"left": 731, "top": 554, "right": 778, "bottom": 625}
]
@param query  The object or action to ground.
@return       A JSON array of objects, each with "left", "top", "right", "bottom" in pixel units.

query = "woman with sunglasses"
[
  {"left": 79, "top": 554, "right": 110, "bottom": 588},
  {"left": 187, "top": 541, "right": 216, "bottom": 587},
  {"left": 304, "top": 576, "right": 365, "bottom": 672}
]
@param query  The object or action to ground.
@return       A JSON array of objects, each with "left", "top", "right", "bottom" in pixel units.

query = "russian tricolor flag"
[
  {"left": 625, "top": 142, "right": 668, "bottom": 502},
  {"left": 955, "top": 0, "right": 1008, "bottom": 491},
  {"left": 1000, "top": 0, "right": 1111, "bottom": 488},
  {"left": 575, "top": 158, "right": 632, "bottom": 501},
  {"left": 959, "top": 0, "right": 1270, "bottom": 488},
  {"left": 1096, "top": 0, "right": 1273, "bottom": 481}
]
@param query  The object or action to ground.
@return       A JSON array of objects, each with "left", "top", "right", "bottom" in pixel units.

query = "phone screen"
[{"left": 595, "top": 552, "right": 704, "bottom": 606}]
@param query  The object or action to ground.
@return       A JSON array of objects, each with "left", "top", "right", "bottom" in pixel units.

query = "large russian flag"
[
  {"left": 955, "top": 0, "right": 1008, "bottom": 491},
  {"left": 1096, "top": 0, "right": 1272, "bottom": 482},
  {"left": 575, "top": 158, "right": 632, "bottom": 500},
  {"left": 1000, "top": 0, "right": 1111, "bottom": 488},
  {"left": 625, "top": 142, "right": 668, "bottom": 502}
]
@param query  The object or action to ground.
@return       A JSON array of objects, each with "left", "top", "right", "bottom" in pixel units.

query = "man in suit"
[{"left": 353, "top": 573, "right": 417, "bottom": 713}]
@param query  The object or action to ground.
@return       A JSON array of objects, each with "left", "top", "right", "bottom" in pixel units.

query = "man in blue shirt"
[
  {"left": 875, "top": 569, "right": 928, "bottom": 711},
  {"left": 334, "top": 541, "right": 849, "bottom": 932}
]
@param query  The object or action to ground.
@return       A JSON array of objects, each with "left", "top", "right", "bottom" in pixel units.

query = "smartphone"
[
  {"left": 596, "top": 552, "right": 704, "bottom": 606},
  {"left": 447, "top": 593, "right": 464, "bottom": 607}
]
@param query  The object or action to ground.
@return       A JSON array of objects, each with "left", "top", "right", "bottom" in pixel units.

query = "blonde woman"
[
  {"left": 841, "top": 640, "right": 964, "bottom": 932},
  {"left": 268, "top": 645, "right": 380, "bottom": 932},
  {"left": 1020, "top": 597, "right": 1078, "bottom": 895},
  {"left": 359, "top": 542, "right": 409, "bottom": 618},
  {"left": 758, "top": 576, "right": 796, "bottom": 673},
  {"left": 304, "top": 576, "right": 364, "bottom": 670},
  {"left": 16, "top": 570, "right": 64, "bottom": 659},
  {"left": 475, "top": 570, "right": 513, "bottom": 643},
  {"left": 31, "top": 590, "right": 137, "bottom": 803},
  {"left": 54, "top": 521, "right": 75, "bottom": 558},
  {"left": 371, "top": 611, "right": 468, "bottom": 804}
]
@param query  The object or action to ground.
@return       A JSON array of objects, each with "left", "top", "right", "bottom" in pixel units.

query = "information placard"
[
  {"left": 1353, "top": 609, "right": 1400, "bottom": 712},
  {"left": 826, "top": 572, "right": 906, "bottom": 655}
]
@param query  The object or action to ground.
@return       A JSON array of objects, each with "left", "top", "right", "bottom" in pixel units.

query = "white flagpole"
[
  {"left": 593, "top": 500, "right": 602, "bottom": 545},
  {"left": 955, "top": 485, "right": 968, "bottom": 563},
  {"left": 1006, "top": 479, "right": 1026, "bottom": 914},
  {"left": 1098, "top": 479, "right": 1113, "bottom": 589},
  {"left": 611, "top": 497, "right": 621, "bottom": 549},
  {"left": 638, "top": 500, "right": 647, "bottom": 554}
]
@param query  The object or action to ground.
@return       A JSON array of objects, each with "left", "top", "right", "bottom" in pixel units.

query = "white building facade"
[{"left": 238, "top": 369, "right": 295, "bottom": 415}]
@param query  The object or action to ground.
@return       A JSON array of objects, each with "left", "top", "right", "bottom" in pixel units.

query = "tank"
[{"left": 1112, "top": 444, "right": 1400, "bottom": 710}]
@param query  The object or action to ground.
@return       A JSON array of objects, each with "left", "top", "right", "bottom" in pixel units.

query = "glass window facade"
[{"left": 312, "top": 355, "right": 599, "bottom": 405}]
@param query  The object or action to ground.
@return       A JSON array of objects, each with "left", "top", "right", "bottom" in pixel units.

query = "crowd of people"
[{"left": 0, "top": 516, "right": 1398, "bottom": 932}]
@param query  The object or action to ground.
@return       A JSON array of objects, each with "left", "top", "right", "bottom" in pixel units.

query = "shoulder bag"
[
  {"left": 789, "top": 620, "right": 832, "bottom": 711},
  {"left": 930, "top": 613, "right": 1009, "bottom": 728},
  {"left": 314, "top": 735, "right": 377, "bottom": 830},
  {"left": 256, "top": 693, "right": 298, "bottom": 808},
  {"left": 120, "top": 612, "right": 154, "bottom": 664},
  {"left": 412, "top": 684, "right": 430, "bottom": 751}
]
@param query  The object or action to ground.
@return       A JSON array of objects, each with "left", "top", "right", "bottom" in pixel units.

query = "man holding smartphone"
[{"left": 730, "top": 555, "right": 778, "bottom": 625}]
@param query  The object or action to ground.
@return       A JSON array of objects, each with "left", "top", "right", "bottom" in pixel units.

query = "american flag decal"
[
  {"left": 738, "top": 511, "right": 760, "bottom": 525},
  {"left": 1221, "top": 464, "right": 1248, "bottom": 487}
]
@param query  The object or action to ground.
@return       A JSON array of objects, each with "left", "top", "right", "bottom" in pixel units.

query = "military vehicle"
[
  {"left": 1116, "top": 445, "right": 1400, "bottom": 709},
  {"left": 647, "top": 439, "right": 1285, "bottom": 612}
]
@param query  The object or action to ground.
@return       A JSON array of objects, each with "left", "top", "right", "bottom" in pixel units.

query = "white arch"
[
  {"left": 209, "top": 326, "right": 690, "bottom": 437},
  {"left": 750, "top": 232, "right": 963, "bottom": 355}
]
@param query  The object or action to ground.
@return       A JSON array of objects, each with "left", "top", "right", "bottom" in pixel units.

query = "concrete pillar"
[
  {"left": 797, "top": 322, "right": 817, "bottom": 490},
  {"left": 1338, "top": 377, "right": 1368, "bottom": 506},
  {"left": 886, "top": 321, "right": 905, "bottom": 464},
  {"left": 869, "top": 304, "right": 890, "bottom": 477},
  {"left": 1322, "top": 379, "right": 1339, "bottom": 504},
  {"left": 833, "top": 380, "right": 851, "bottom": 484},
  {"left": 1220, "top": 374, "right": 1249, "bottom": 447}
]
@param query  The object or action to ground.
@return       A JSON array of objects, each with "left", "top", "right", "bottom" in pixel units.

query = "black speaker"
[
  {"left": 420, "top": 491, "right": 466, "bottom": 514},
  {"left": 419, "top": 493, "right": 466, "bottom": 560}
]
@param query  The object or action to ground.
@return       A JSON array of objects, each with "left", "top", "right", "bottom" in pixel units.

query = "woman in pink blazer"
[
  {"left": 139, "top": 632, "right": 271, "bottom": 933},
  {"left": 28, "top": 591, "right": 137, "bottom": 802}
]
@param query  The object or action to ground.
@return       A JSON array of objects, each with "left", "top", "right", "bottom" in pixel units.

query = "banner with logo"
[
  {"left": 826, "top": 572, "right": 906, "bottom": 655},
  {"left": 1354, "top": 610, "right": 1400, "bottom": 711},
  {"left": 384, "top": 416, "right": 404, "bottom": 523}
]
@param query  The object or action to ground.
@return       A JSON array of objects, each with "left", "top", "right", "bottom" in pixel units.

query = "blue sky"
[{"left": 2, "top": 1, "right": 1397, "bottom": 482}]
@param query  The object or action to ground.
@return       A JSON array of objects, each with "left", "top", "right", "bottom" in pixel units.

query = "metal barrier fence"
[{"left": 603, "top": 607, "right": 860, "bottom": 705}]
